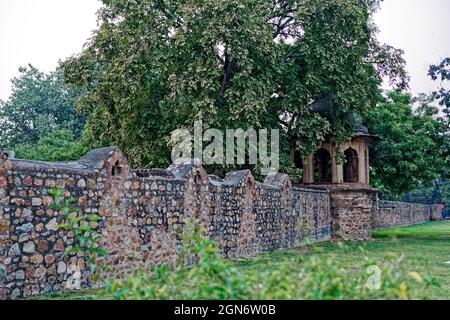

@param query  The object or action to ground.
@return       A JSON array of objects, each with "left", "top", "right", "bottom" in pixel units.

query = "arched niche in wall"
[
  {"left": 111, "top": 160, "right": 123, "bottom": 177},
  {"left": 343, "top": 148, "right": 359, "bottom": 183},
  {"left": 314, "top": 148, "right": 332, "bottom": 183},
  {"left": 80, "top": 147, "right": 131, "bottom": 180}
]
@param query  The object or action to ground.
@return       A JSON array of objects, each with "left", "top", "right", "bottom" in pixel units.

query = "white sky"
[
  {"left": 0, "top": 0, "right": 102, "bottom": 101},
  {"left": 374, "top": 0, "right": 450, "bottom": 95},
  {"left": 0, "top": 0, "right": 449, "bottom": 102}
]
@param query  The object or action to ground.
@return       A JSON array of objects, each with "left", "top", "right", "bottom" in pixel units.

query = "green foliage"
[
  {"left": 13, "top": 129, "right": 86, "bottom": 162},
  {"left": 49, "top": 188, "right": 108, "bottom": 273},
  {"left": 0, "top": 65, "right": 85, "bottom": 150},
  {"left": 101, "top": 218, "right": 430, "bottom": 300},
  {"left": 400, "top": 178, "right": 450, "bottom": 212},
  {"left": 62, "top": 0, "right": 407, "bottom": 170},
  {"left": 102, "top": 218, "right": 251, "bottom": 300},
  {"left": 257, "top": 247, "right": 430, "bottom": 300},
  {"left": 367, "top": 92, "right": 448, "bottom": 195},
  {"left": 429, "top": 57, "right": 450, "bottom": 110}
]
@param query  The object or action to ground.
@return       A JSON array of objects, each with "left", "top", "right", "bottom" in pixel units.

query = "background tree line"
[
  {"left": 0, "top": 65, "right": 86, "bottom": 161},
  {"left": 1, "top": 0, "right": 449, "bottom": 202}
]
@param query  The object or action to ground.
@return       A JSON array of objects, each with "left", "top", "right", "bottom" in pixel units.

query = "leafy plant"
[
  {"left": 367, "top": 91, "right": 448, "bottom": 195},
  {"left": 299, "top": 222, "right": 312, "bottom": 242},
  {"left": 101, "top": 218, "right": 431, "bottom": 300},
  {"left": 429, "top": 57, "right": 450, "bottom": 110},
  {"left": 0, "top": 65, "right": 85, "bottom": 149},
  {"left": 49, "top": 188, "right": 107, "bottom": 273},
  {"left": 14, "top": 129, "right": 86, "bottom": 162},
  {"left": 103, "top": 218, "right": 252, "bottom": 300}
]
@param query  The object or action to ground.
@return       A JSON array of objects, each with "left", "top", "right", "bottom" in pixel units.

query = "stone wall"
[
  {"left": 0, "top": 147, "right": 442, "bottom": 299},
  {"left": 0, "top": 148, "right": 331, "bottom": 299},
  {"left": 300, "top": 185, "right": 378, "bottom": 241},
  {"left": 430, "top": 205, "right": 444, "bottom": 221},
  {"left": 372, "top": 200, "right": 441, "bottom": 230},
  {"left": 0, "top": 149, "right": 112, "bottom": 299}
]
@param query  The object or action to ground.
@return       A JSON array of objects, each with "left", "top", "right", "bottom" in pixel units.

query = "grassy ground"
[
  {"left": 32, "top": 220, "right": 450, "bottom": 300},
  {"left": 236, "top": 220, "right": 450, "bottom": 300}
]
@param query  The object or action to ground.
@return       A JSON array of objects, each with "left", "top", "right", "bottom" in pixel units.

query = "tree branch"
[{"left": 220, "top": 52, "right": 234, "bottom": 98}]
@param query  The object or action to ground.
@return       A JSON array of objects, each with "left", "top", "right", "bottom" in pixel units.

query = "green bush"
[
  {"left": 100, "top": 219, "right": 431, "bottom": 300},
  {"left": 14, "top": 129, "right": 86, "bottom": 162},
  {"left": 49, "top": 188, "right": 107, "bottom": 273}
]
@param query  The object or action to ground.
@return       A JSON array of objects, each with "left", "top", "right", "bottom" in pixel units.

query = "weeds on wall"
[
  {"left": 49, "top": 188, "right": 108, "bottom": 273},
  {"left": 100, "top": 218, "right": 433, "bottom": 300}
]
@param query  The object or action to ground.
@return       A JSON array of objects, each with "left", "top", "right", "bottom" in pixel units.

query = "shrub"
[
  {"left": 100, "top": 218, "right": 431, "bottom": 300},
  {"left": 49, "top": 188, "right": 107, "bottom": 273},
  {"left": 14, "top": 129, "right": 86, "bottom": 162}
]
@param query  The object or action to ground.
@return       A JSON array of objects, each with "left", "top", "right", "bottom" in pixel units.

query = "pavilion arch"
[
  {"left": 293, "top": 149, "right": 303, "bottom": 169},
  {"left": 343, "top": 148, "right": 359, "bottom": 183},
  {"left": 314, "top": 148, "right": 332, "bottom": 183}
]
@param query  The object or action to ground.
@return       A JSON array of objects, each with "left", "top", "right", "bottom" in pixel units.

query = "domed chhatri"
[{"left": 298, "top": 95, "right": 380, "bottom": 186}]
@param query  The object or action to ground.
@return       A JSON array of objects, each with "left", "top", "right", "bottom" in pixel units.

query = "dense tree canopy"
[
  {"left": 366, "top": 92, "right": 447, "bottom": 196},
  {"left": 0, "top": 65, "right": 85, "bottom": 151},
  {"left": 63, "top": 0, "right": 408, "bottom": 170}
]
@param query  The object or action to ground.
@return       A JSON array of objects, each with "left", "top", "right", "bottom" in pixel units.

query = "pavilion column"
[
  {"left": 365, "top": 147, "right": 370, "bottom": 184},
  {"left": 303, "top": 155, "right": 314, "bottom": 184},
  {"left": 358, "top": 144, "right": 366, "bottom": 184},
  {"left": 332, "top": 145, "right": 344, "bottom": 184},
  {"left": 331, "top": 146, "right": 338, "bottom": 183},
  {"left": 353, "top": 138, "right": 371, "bottom": 185}
]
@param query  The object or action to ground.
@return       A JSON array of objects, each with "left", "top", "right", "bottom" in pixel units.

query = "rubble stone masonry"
[
  {"left": 0, "top": 148, "right": 441, "bottom": 299},
  {"left": 372, "top": 200, "right": 442, "bottom": 230}
]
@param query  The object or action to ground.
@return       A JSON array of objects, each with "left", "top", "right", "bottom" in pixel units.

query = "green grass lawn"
[
  {"left": 32, "top": 220, "right": 450, "bottom": 300},
  {"left": 235, "top": 220, "right": 450, "bottom": 300}
]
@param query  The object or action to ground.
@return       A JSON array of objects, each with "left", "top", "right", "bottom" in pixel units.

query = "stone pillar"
[
  {"left": 430, "top": 204, "right": 443, "bottom": 221},
  {"left": 330, "top": 145, "right": 340, "bottom": 184},
  {"left": 328, "top": 186, "right": 377, "bottom": 241},
  {"left": 357, "top": 145, "right": 365, "bottom": 185},
  {"left": 364, "top": 147, "right": 370, "bottom": 185},
  {"left": 335, "top": 162, "right": 344, "bottom": 184},
  {"left": 265, "top": 173, "right": 293, "bottom": 249},
  {"left": 224, "top": 170, "right": 260, "bottom": 258},
  {"left": 97, "top": 149, "right": 145, "bottom": 279},
  {"left": 303, "top": 155, "right": 314, "bottom": 184}
]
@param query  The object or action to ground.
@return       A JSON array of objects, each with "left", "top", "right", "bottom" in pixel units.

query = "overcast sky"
[{"left": 0, "top": 0, "right": 449, "bottom": 102}]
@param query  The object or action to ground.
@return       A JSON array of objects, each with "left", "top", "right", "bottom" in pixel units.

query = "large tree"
[
  {"left": 366, "top": 92, "right": 447, "bottom": 196},
  {"left": 63, "top": 0, "right": 408, "bottom": 170},
  {"left": 0, "top": 65, "right": 85, "bottom": 149}
]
